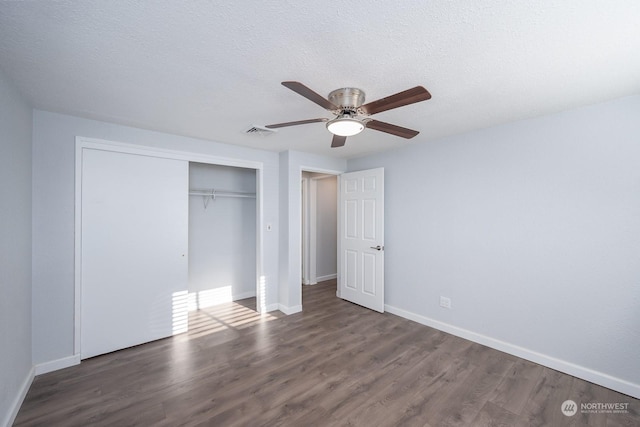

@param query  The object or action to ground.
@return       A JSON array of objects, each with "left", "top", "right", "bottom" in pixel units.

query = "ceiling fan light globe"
[{"left": 326, "top": 117, "right": 364, "bottom": 137}]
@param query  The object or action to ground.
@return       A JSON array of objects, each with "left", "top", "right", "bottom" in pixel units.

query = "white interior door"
[
  {"left": 81, "top": 148, "right": 189, "bottom": 359},
  {"left": 338, "top": 168, "right": 384, "bottom": 312}
]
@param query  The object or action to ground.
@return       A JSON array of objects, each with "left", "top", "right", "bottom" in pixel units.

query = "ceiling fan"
[{"left": 266, "top": 81, "right": 432, "bottom": 148}]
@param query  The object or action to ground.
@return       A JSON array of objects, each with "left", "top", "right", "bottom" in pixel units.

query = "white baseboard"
[
  {"left": 3, "top": 365, "right": 34, "bottom": 427},
  {"left": 279, "top": 304, "right": 302, "bottom": 315},
  {"left": 232, "top": 291, "right": 256, "bottom": 301},
  {"left": 385, "top": 304, "right": 640, "bottom": 399},
  {"left": 262, "top": 303, "right": 280, "bottom": 313},
  {"left": 34, "top": 354, "right": 81, "bottom": 376},
  {"left": 303, "top": 274, "right": 336, "bottom": 286}
]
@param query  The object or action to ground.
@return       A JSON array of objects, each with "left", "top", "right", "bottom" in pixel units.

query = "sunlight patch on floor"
[
  {"left": 187, "top": 286, "right": 233, "bottom": 310},
  {"left": 186, "top": 299, "right": 279, "bottom": 339}
]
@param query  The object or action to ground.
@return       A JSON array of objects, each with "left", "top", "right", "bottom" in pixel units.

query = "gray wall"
[
  {"left": 189, "top": 163, "right": 256, "bottom": 304},
  {"left": 348, "top": 95, "right": 640, "bottom": 396},
  {"left": 0, "top": 68, "right": 33, "bottom": 425},
  {"left": 31, "top": 110, "right": 280, "bottom": 366}
]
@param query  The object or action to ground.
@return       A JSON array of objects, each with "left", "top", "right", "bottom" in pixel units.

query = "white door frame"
[
  {"left": 301, "top": 173, "right": 338, "bottom": 286},
  {"left": 74, "top": 137, "right": 265, "bottom": 356},
  {"left": 298, "top": 167, "right": 343, "bottom": 305},
  {"left": 301, "top": 176, "right": 309, "bottom": 285}
]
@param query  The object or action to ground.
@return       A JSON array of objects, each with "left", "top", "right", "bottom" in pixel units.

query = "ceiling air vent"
[{"left": 245, "top": 125, "right": 276, "bottom": 137}]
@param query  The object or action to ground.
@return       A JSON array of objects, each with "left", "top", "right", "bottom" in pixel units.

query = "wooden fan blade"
[
  {"left": 331, "top": 134, "right": 347, "bottom": 148},
  {"left": 265, "top": 118, "right": 328, "bottom": 129},
  {"left": 366, "top": 119, "right": 419, "bottom": 139},
  {"left": 282, "top": 81, "right": 339, "bottom": 110},
  {"left": 360, "top": 86, "right": 431, "bottom": 115}
]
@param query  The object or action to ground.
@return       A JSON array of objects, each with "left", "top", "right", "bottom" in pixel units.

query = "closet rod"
[{"left": 188, "top": 189, "right": 256, "bottom": 199}]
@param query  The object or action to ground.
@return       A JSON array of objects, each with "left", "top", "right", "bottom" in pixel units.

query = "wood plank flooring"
[{"left": 15, "top": 280, "right": 639, "bottom": 426}]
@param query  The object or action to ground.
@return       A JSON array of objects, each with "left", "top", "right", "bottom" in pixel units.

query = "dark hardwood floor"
[{"left": 15, "top": 280, "right": 639, "bottom": 426}]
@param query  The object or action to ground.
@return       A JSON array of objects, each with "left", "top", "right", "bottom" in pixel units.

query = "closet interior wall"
[{"left": 188, "top": 162, "right": 256, "bottom": 310}]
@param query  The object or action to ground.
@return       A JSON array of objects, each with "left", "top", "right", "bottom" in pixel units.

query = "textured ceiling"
[{"left": 1, "top": 1, "right": 639, "bottom": 159}]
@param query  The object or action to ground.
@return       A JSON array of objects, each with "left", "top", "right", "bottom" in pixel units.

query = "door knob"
[{"left": 370, "top": 245, "right": 383, "bottom": 251}]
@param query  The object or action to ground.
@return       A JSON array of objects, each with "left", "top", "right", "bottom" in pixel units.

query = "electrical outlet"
[{"left": 440, "top": 296, "right": 452, "bottom": 309}]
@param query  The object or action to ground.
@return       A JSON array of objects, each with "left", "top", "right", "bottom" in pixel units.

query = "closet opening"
[{"left": 188, "top": 162, "right": 259, "bottom": 325}]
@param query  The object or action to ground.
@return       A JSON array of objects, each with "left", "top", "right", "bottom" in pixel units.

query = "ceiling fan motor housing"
[{"left": 328, "top": 88, "right": 366, "bottom": 113}]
